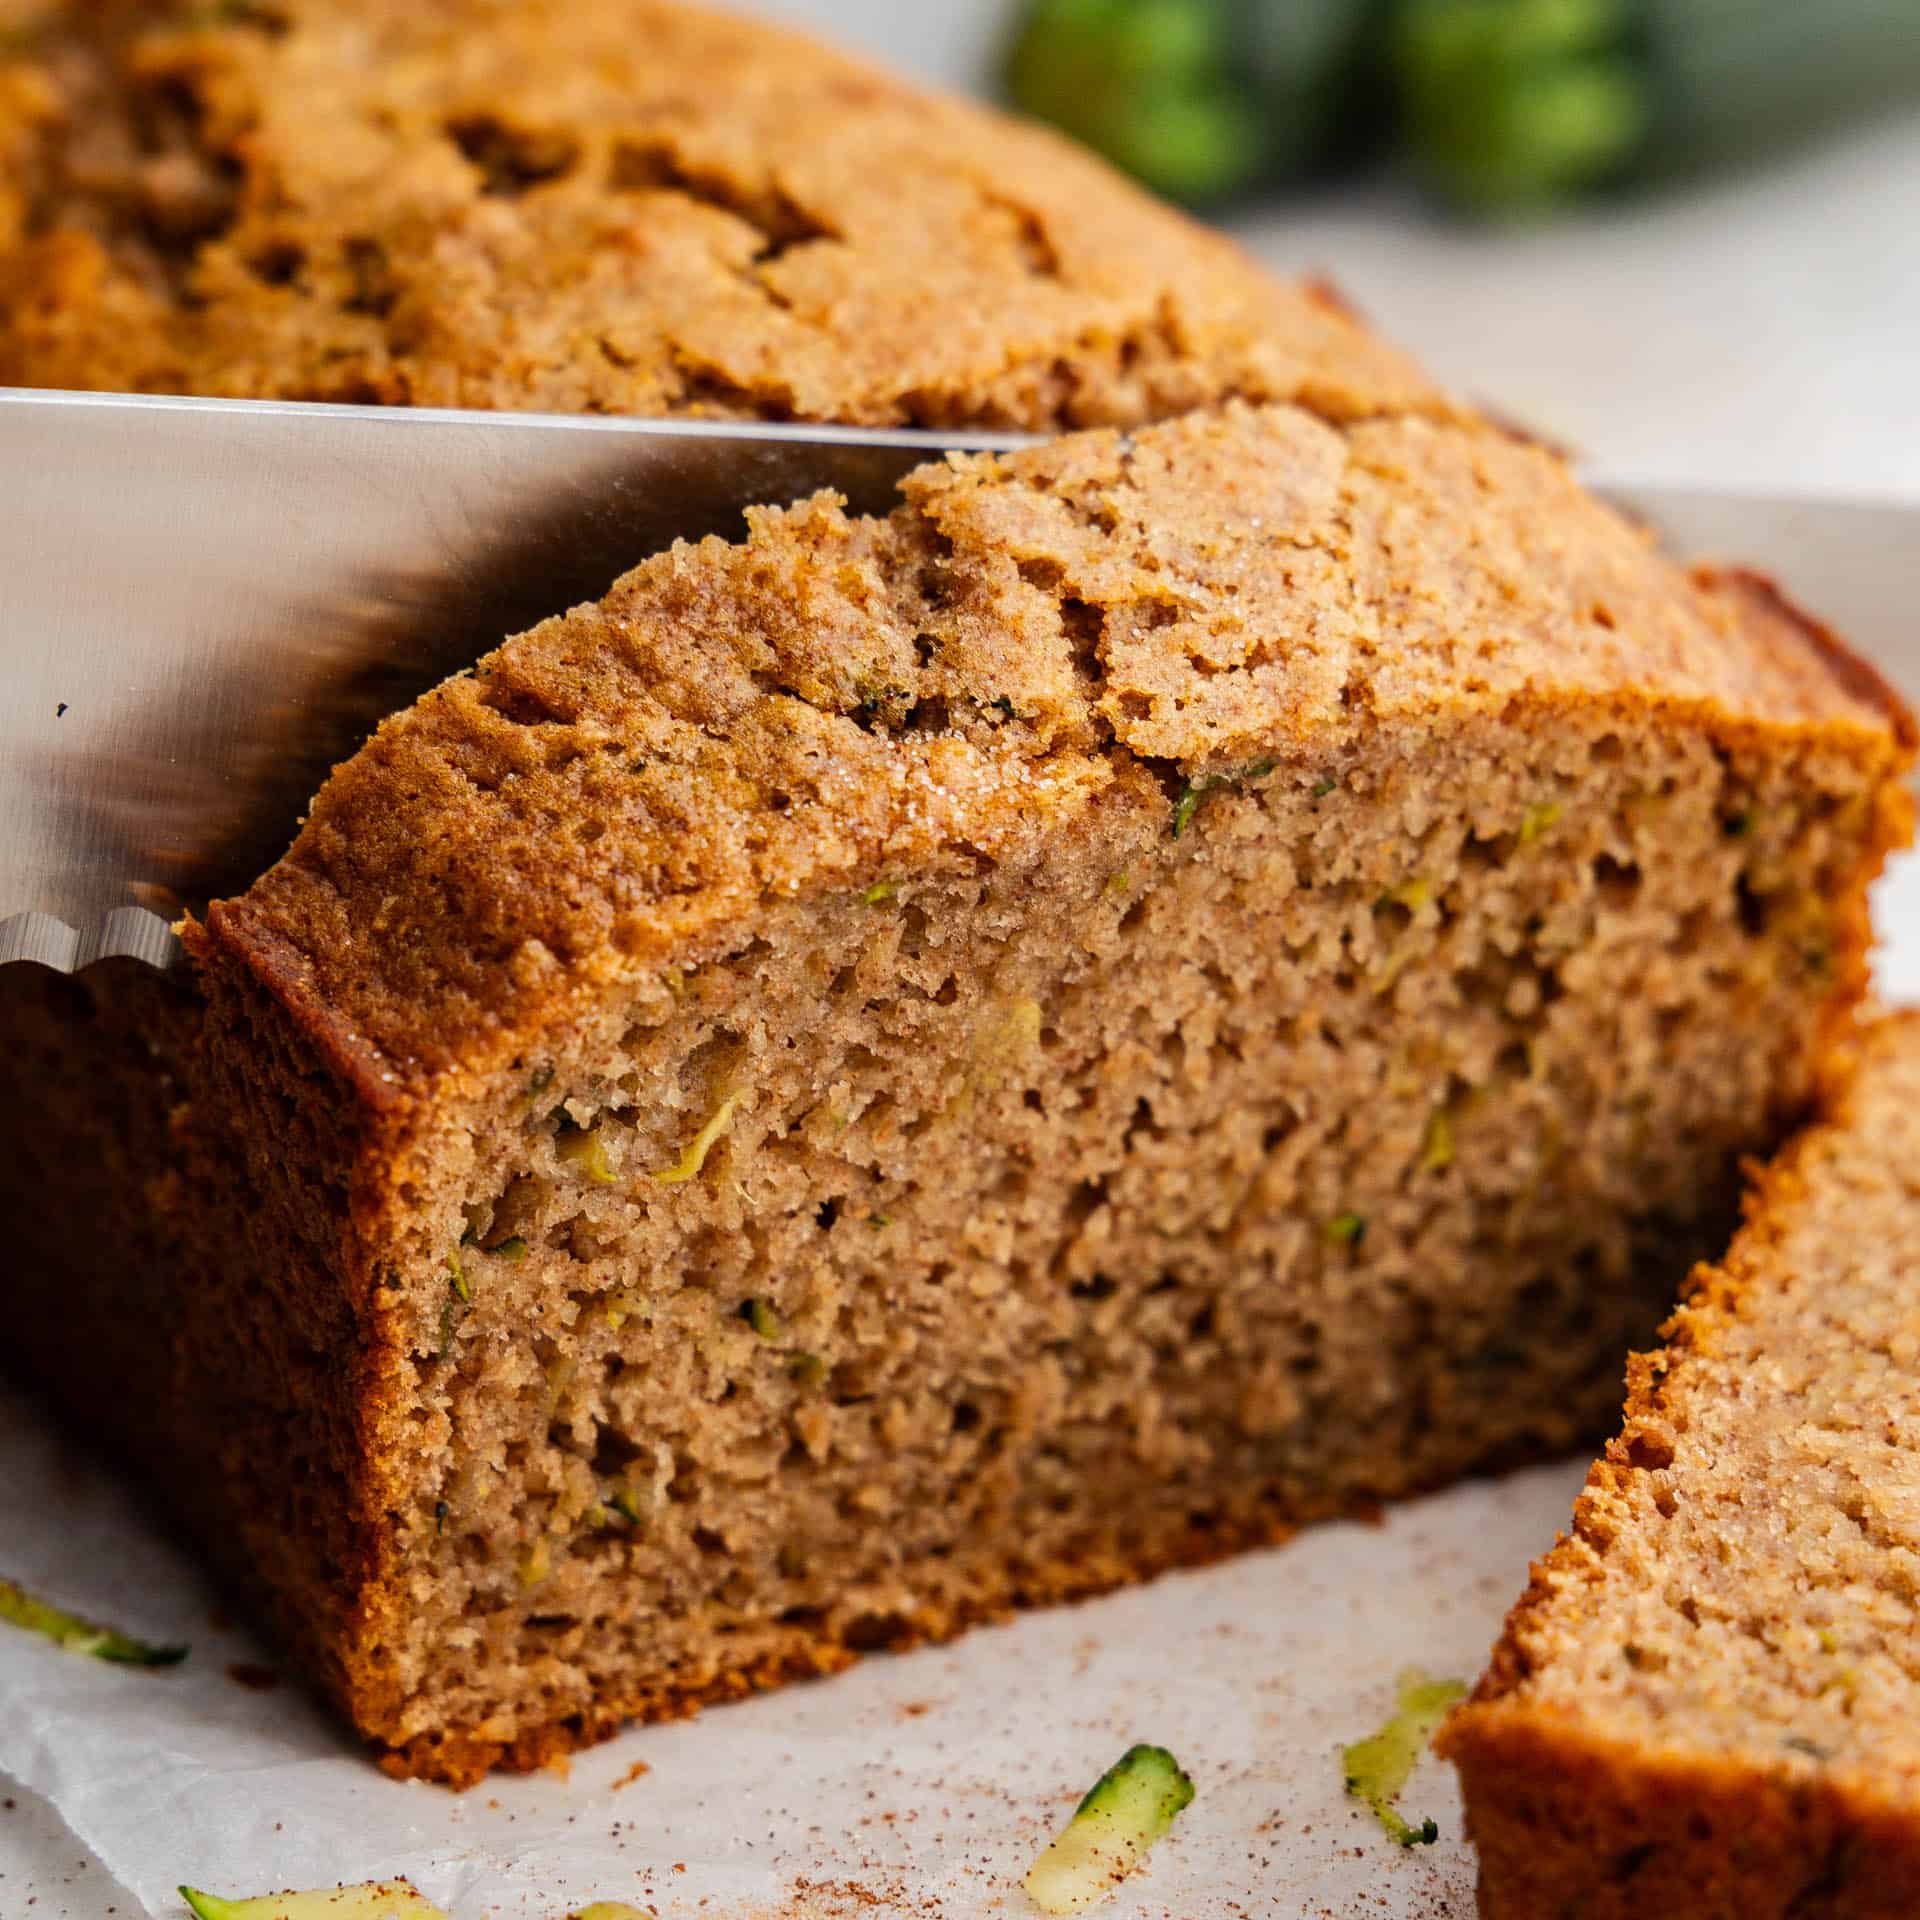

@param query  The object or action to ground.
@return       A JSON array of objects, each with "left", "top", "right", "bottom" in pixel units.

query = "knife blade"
[
  {"left": 0, "top": 389, "right": 1030, "bottom": 971},
  {"left": 3, "top": 387, "right": 1913, "bottom": 973},
  {"left": 1576, "top": 471, "right": 1919, "bottom": 688}
]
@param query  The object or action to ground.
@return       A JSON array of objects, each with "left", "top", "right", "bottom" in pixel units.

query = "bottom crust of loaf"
[
  {"left": 378, "top": 1483, "right": 1323, "bottom": 1786},
  {"left": 1446, "top": 1706, "right": 1920, "bottom": 1920}
]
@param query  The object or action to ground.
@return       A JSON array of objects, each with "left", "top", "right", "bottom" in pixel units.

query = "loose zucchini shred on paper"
[
  {"left": 1342, "top": 1668, "right": 1466, "bottom": 1846},
  {"left": 0, "top": 1574, "right": 186, "bottom": 1667},
  {"left": 1024, "top": 1743, "right": 1195, "bottom": 1913},
  {"left": 179, "top": 1883, "right": 446, "bottom": 1919}
]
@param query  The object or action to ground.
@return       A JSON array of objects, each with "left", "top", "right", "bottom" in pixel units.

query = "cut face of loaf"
[
  {"left": 117, "top": 403, "right": 1899, "bottom": 1784},
  {"left": 1442, "top": 1015, "right": 1920, "bottom": 1920}
]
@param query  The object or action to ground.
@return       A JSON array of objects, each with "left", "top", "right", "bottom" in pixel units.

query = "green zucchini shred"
[
  {"left": 1342, "top": 1668, "right": 1466, "bottom": 1847},
  {"left": 739, "top": 1297, "right": 784, "bottom": 1341},
  {"left": 651, "top": 1092, "right": 741, "bottom": 1184},
  {"left": 0, "top": 1575, "right": 186, "bottom": 1667},
  {"left": 1379, "top": 876, "right": 1432, "bottom": 913},
  {"left": 1171, "top": 757, "right": 1278, "bottom": 837},
  {"left": 558, "top": 1124, "right": 619, "bottom": 1185},
  {"left": 180, "top": 1885, "right": 448, "bottom": 1920},
  {"left": 1324, "top": 1210, "right": 1368, "bottom": 1247},
  {"left": 1025, "top": 1743, "right": 1195, "bottom": 1913},
  {"left": 1519, "top": 799, "right": 1562, "bottom": 845}
]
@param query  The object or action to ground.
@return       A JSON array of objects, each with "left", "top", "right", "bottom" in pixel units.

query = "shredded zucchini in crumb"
[
  {"left": 180, "top": 1883, "right": 446, "bottom": 1919},
  {"left": 738, "top": 1296, "right": 784, "bottom": 1340},
  {"left": 1025, "top": 1744, "right": 1195, "bottom": 1913},
  {"left": 861, "top": 879, "right": 898, "bottom": 905},
  {"left": 1342, "top": 1669, "right": 1466, "bottom": 1847},
  {"left": 1324, "top": 1210, "right": 1367, "bottom": 1248},
  {"left": 651, "top": 1092, "right": 741, "bottom": 1183},
  {"left": 1379, "top": 877, "right": 1432, "bottom": 913},
  {"left": 557, "top": 1124, "right": 618, "bottom": 1184},
  {"left": 0, "top": 1576, "right": 185, "bottom": 1667},
  {"left": 1419, "top": 1108, "right": 1454, "bottom": 1173},
  {"left": 446, "top": 1248, "right": 471, "bottom": 1302},
  {"left": 1519, "top": 800, "right": 1562, "bottom": 845},
  {"left": 1171, "top": 757, "right": 1278, "bottom": 837}
]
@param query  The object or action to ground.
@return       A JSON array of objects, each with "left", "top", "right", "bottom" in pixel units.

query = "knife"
[
  {"left": 3, "top": 387, "right": 1913, "bottom": 972},
  {"left": 0, "top": 389, "right": 1030, "bottom": 972}
]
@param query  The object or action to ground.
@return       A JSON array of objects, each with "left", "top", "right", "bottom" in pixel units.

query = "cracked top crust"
[
  {"left": 7, "top": 2, "right": 1907, "bottom": 1109},
  {"left": 204, "top": 402, "right": 1911, "bottom": 1098},
  {"left": 0, "top": 0, "right": 1433, "bottom": 423}
]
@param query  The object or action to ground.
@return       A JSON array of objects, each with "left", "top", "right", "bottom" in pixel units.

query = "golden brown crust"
[
  {"left": 1693, "top": 566, "right": 1920, "bottom": 753},
  {"left": 1446, "top": 1704, "right": 1920, "bottom": 1920}
]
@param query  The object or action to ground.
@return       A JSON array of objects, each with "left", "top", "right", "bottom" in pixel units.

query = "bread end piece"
[{"left": 1444, "top": 1014, "right": 1920, "bottom": 1920}]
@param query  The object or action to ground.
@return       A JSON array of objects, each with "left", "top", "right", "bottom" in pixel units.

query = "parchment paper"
[{"left": 6, "top": 857, "right": 1917, "bottom": 1920}]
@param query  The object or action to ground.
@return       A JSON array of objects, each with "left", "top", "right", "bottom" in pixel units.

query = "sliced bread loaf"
[
  {"left": 0, "top": 0, "right": 1913, "bottom": 1787},
  {"left": 11, "top": 394, "right": 1912, "bottom": 1783},
  {"left": 1443, "top": 1014, "right": 1920, "bottom": 1920}
]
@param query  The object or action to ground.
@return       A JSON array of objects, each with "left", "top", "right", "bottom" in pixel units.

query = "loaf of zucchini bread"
[
  {"left": 1443, "top": 1014, "right": 1920, "bottom": 1920},
  {"left": 0, "top": 0, "right": 1912, "bottom": 1786}
]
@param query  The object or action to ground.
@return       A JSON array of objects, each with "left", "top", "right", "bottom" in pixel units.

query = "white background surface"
[{"left": 5, "top": 4, "right": 1918, "bottom": 1913}]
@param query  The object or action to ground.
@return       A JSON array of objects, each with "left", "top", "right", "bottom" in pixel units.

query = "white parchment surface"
[{"left": 6, "top": 859, "right": 1917, "bottom": 1920}]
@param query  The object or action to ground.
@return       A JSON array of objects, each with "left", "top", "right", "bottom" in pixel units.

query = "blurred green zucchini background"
[{"left": 1003, "top": 0, "right": 1920, "bottom": 216}]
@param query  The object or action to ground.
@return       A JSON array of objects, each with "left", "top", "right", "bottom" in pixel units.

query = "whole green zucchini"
[
  {"left": 1393, "top": 0, "right": 1920, "bottom": 214},
  {"left": 1002, "top": 0, "right": 1388, "bottom": 202}
]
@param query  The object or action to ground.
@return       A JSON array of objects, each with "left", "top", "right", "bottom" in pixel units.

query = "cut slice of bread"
[{"left": 1443, "top": 1013, "right": 1920, "bottom": 1920}]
